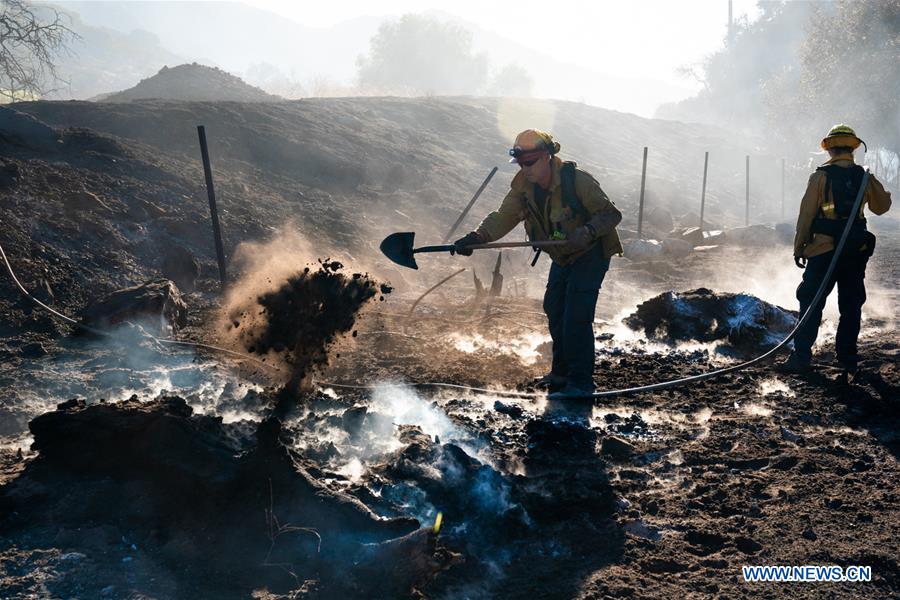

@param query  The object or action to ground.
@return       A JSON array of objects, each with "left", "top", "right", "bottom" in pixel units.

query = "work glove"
[
  {"left": 566, "top": 225, "right": 595, "bottom": 252},
  {"left": 453, "top": 231, "right": 482, "bottom": 256},
  {"left": 794, "top": 255, "right": 807, "bottom": 269}
]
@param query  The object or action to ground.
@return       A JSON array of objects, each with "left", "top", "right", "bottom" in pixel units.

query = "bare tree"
[{"left": 0, "top": 0, "right": 77, "bottom": 102}]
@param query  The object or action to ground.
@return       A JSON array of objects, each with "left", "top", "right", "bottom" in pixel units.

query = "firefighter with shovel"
[{"left": 454, "top": 129, "right": 624, "bottom": 398}]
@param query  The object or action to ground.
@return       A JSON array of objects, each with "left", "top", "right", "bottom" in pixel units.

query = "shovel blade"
[{"left": 380, "top": 231, "right": 419, "bottom": 270}]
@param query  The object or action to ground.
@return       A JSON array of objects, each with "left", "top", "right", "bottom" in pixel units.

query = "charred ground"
[{"left": 0, "top": 97, "right": 898, "bottom": 599}]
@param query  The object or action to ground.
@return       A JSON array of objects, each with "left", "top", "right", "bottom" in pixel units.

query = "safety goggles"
[{"left": 508, "top": 146, "right": 547, "bottom": 167}]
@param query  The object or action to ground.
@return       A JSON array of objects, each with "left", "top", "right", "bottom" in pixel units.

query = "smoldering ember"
[{"left": 0, "top": 2, "right": 898, "bottom": 599}]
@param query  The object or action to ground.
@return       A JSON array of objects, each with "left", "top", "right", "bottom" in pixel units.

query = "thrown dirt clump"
[{"left": 236, "top": 260, "right": 390, "bottom": 397}]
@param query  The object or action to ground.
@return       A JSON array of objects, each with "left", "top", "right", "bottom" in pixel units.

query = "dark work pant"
[
  {"left": 793, "top": 250, "right": 869, "bottom": 366},
  {"left": 542, "top": 242, "right": 610, "bottom": 388}
]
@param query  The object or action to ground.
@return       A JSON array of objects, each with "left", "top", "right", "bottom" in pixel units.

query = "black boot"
[
  {"left": 532, "top": 373, "right": 568, "bottom": 391},
  {"left": 838, "top": 361, "right": 862, "bottom": 385},
  {"left": 776, "top": 353, "right": 812, "bottom": 375}
]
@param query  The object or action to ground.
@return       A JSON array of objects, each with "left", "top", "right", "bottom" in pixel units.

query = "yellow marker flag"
[{"left": 433, "top": 512, "right": 443, "bottom": 534}]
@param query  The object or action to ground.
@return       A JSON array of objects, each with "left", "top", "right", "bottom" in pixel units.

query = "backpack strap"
[
  {"left": 815, "top": 165, "right": 831, "bottom": 219},
  {"left": 522, "top": 189, "right": 550, "bottom": 267},
  {"left": 815, "top": 163, "right": 866, "bottom": 221},
  {"left": 560, "top": 161, "right": 591, "bottom": 222}
]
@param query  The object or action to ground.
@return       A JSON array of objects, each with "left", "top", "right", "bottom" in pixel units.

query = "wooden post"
[
  {"left": 637, "top": 146, "right": 648, "bottom": 239},
  {"left": 442, "top": 166, "right": 498, "bottom": 243},
  {"left": 781, "top": 158, "right": 785, "bottom": 220},
  {"left": 699, "top": 151, "right": 709, "bottom": 236},
  {"left": 197, "top": 125, "right": 227, "bottom": 287},
  {"left": 489, "top": 252, "right": 504, "bottom": 297},
  {"left": 745, "top": 154, "right": 750, "bottom": 226}
]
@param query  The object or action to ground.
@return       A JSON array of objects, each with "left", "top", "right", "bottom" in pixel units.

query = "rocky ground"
[
  {"left": 0, "top": 97, "right": 897, "bottom": 598},
  {"left": 319, "top": 306, "right": 900, "bottom": 600},
  {"left": 314, "top": 229, "right": 899, "bottom": 599}
]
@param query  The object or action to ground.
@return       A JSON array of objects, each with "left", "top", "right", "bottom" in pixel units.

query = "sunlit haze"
[
  {"left": 54, "top": 0, "right": 761, "bottom": 116},
  {"left": 247, "top": 0, "right": 759, "bottom": 87}
]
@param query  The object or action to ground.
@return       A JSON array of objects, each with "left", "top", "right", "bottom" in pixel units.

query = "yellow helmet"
[{"left": 821, "top": 124, "right": 866, "bottom": 151}]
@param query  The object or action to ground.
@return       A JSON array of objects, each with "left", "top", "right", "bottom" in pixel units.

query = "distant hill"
[
  {"left": 60, "top": 2, "right": 691, "bottom": 116},
  {"left": 57, "top": 1, "right": 381, "bottom": 84},
  {"left": 101, "top": 64, "right": 281, "bottom": 103},
  {"left": 34, "top": 4, "right": 185, "bottom": 101}
]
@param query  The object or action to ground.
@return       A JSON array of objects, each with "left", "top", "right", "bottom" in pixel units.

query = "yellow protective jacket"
[
  {"left": 475, "top": 157, "right": 623, "bottom": 265},
  {"left": 794, "top": 154, "right": 892, "bottom": 258}
]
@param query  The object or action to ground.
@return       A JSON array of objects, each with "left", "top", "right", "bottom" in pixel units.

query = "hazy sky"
[
  {"left": 52, "top": 0, "right": 766, "bottom": 115},
  {"left": 244, "top": 0, "right": 761, "bottom": 89}
]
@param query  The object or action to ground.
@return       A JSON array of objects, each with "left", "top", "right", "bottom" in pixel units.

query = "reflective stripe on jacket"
[{"left": 794, "top": 155, "right": 892, "bottom": 258}]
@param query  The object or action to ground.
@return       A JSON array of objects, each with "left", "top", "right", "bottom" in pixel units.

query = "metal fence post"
[
  {"left": 637, "top": 146, "right": 648, "bottom": 239},
  {"left": 197, "top": 125, "right": 227, "bottom": 288},
  {"left": 443, "top": 166, "right": 498, "bottom": 243},
  {"left": 745, "top": 155, "right": 750, "bottom": 226},
  {"left": 699, "top": 151, "right": 709, "bottom": 235},
  {"left": 781, "top": 158, "right": 785, "bottom": 220}
]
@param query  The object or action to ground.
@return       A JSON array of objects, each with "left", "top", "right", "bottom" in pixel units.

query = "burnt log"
[
  {"left": 81, "top": 278, "right": 188, "bottom": 332},
  {"left": 625, "top": 288, "right": 797, "bottom": 353}
]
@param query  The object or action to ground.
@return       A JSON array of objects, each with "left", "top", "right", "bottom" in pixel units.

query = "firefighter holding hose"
[
  {"left": 777, "top": 124, "right": 892, "bottom": 376},
  {"left": 454, "top": 129, "right": 623, "bottom": 399}
]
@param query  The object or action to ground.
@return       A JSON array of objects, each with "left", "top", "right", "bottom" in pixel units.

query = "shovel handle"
[
  {"left": 412, "top": 240, "right": 568, "bottom": 255},
  {"left": 467, "top": 240, "right": 568, "bottom": 250},
  {"left": 414, "top": 244, "right": 456, "bottom": 254}
]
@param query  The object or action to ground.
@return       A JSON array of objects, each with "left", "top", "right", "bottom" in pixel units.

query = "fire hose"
[{"left": 0, "top": 169, "right": 869, "bottom": 400}]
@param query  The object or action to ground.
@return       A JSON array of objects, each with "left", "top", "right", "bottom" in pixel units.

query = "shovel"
[{"left": 380, "top": 231, "right": 568, "bottom": 270}]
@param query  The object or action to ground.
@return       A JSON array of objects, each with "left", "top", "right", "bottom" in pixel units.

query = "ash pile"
[{"left": 624, "top": 288, "right": 798, "bottom": 354}]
